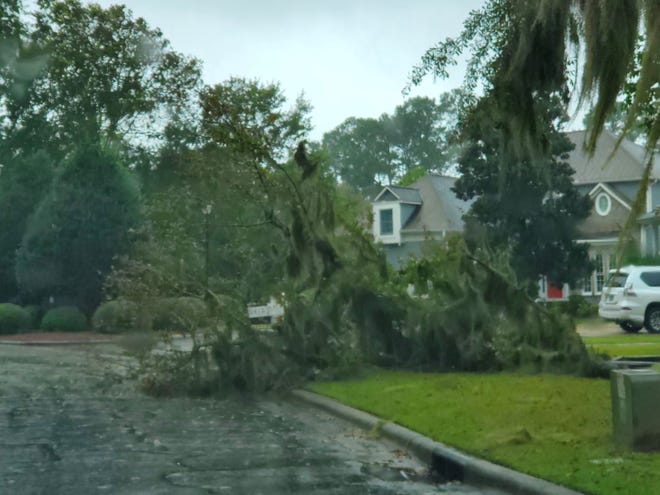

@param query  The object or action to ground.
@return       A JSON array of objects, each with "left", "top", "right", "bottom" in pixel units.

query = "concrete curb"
[{"left": 291, "top": 389, "right": 584, "bottom": 495}]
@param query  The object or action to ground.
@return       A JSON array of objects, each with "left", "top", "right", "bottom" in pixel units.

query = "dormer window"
[
  {"left": 380, "top": 209, "right": 393, "bottom": 235},
  {"left": 372, "top": 185, "right": 423, "bottom": 245}
]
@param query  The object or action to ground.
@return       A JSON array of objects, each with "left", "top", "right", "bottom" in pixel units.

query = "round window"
[{"left": 595, "top": 193, "right": 611, "bottom": 216}]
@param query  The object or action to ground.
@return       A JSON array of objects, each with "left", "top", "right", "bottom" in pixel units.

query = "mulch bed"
[{"left": 0, "top": 331, "right": 115, "bottom": 343}]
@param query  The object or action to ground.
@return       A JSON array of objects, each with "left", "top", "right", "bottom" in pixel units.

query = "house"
[
  {"left": 568, "top": 130, "right": 660, "bottom": 296},
  {"left": 371, "top": 130, "right": 659, "bottom": 299},
  {"left": 371, "top": 174, "right": 472, "bottom": 267}
]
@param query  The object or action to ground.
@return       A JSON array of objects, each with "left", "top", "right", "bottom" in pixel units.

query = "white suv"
[{"left": 599, "top": 265, "right": 660, "bottom": 333}]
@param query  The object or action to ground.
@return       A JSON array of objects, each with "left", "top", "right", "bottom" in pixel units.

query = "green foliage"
[
  {"left": 554, "top": 295, "right": 598, "bottom": 319},
  {"left": 23, "top": 304, "right": 42, "bottom": 328},
  {"left": 0, "top": 1, "right": 22, "bottom": 41},
  {"left": 199, "top": 77, "right": 311, "bottom": 163},
  {"left": 0, "top": 151, "right": 55, "bottom": 299},
  {"left": 397, "top": 236, "right": 601, "bottom": 375},
  {"left": 3, "top": 0, "right": 201, "bottom": 157},
  {"left": 40, "top": 306, "right": 87, "bottom": 332},
  {"left": 16, "top": 142, "right": 141, "bottom": 311},
  {"left": 92, "top": 299, "right": 140, "bottom": 334},
  {"left": 323, "top": 93, "right": 463, "bottom": 190},
  {"left": 621, "top": 254, "right": 660, "bottom": 266},
  {"left": 0, "top": 303, "right": 31, "bottom": 334},
  {"left": 152, "top": 297, "right": 208, "bottom": 333},
  {"left": 397, "top": 166, "right": 427, "bottom": 187},
  {"left": 410, "top": 0, "right": 658, "bottom": 158},
  {"left": 453, "top": 95, "right": 592, "bottom": 287},
  {"left": 138, "top": 292, "right": 300, "bottom": 396},
  {"left": 129, "top": 142, "right": 603, "bottom": 397}
]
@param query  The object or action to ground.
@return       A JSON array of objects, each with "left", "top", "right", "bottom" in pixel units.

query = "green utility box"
[{"left": 611, "top": 369, "right": 660, "bottom": 450}]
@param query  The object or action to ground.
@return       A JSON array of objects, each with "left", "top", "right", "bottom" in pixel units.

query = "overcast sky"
[{"left": 85, "top": 0, "right": 484, "bottom": 140}]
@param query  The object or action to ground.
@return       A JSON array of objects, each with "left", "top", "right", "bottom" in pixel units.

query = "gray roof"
[
  {"left": 375, "top": 185, "right": 422, "bottom": 204},
  {"left": 566, "top": 130, "right": 657, "bottom": 185},
  {"left": 401, "top": 174, "right": 473, "bottom": 233}
]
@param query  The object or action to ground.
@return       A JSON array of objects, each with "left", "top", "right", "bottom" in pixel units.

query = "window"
[
  {"left": 595, "top": 254, "right": 604, "bottom": 292},
  {"left": 595, "top": 192, "right": 611, "bottom": 216},
  {"left": 606, "top": 271, "right": 629, "bottom": 288},
  {"left": 641, "top": 272, "right": 660, "bottom": 287},
  {"left": 379, "top": 209, "right": 393, "bottom": 235}
]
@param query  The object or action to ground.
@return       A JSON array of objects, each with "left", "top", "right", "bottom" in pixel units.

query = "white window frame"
[
  {"left": 379, "top": 208, "right": 394, "bottom": 235},
  {"left": 595, "top": 192, "right": 612, "bottom": 216},
  {"left": 373, "top": 201, "right": 401, "bottom": 244}
]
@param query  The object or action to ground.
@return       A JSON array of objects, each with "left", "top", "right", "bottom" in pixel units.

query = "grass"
[
  {"left": 308, "top": 370, "right": 660, "bottom": 495},
  {"left": 582, "top": 334, "right": 660, "bottom": 357}
]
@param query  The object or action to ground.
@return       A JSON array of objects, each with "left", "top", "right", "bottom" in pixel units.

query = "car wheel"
[
  {"left": 645, "top": 306, "right": 660, "bottom": 333},
  {"left": 619, "top": 322, "right": 642, "bottom": 333}
]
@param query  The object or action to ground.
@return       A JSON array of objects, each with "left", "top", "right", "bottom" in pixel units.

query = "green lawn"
[
  {"left": 583, "top": 334, "right": 660, "bottom": 357},
  {"left": 309, "top": 370, "right": 660, "bottom": 495}
]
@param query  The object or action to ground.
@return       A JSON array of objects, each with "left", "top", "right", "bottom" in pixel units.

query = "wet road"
[{"left": 0, "top": 344, "right": 498, "bottom": 494}]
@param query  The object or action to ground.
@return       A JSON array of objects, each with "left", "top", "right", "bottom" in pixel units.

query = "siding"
[{"left": 578, "top": 197, "right": 629, "bottom": 238}]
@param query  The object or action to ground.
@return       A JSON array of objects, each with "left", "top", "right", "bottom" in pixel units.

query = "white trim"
[
  {"left": 641, "top": 225, "right": 649, "bottom": 256},
  {"left": 372, "top": 201, "right": 402, "bottom": 244},
  {"left": 373, "top": 186, "right": 422, "bottom": 205},
  {"left": 595, "top": 192, "right": 612, "bottom": 216},
  {"left": 587, "top": 183, "right": 631, "bottom": 210},
  {"left": 374, "top": 186, "right": 400, "bottom": 202},
  {"left": 575, "top": 238, "right": 618, "bottom": 245}
]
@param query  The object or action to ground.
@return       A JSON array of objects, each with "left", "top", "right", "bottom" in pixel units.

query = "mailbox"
[{"left": 611, "top": 369, "right": 660, "bottom": 450}]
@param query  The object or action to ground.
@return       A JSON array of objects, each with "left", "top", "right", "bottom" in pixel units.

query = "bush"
[
  {"left": 558, "top": 295, "right": 598, "bottom": 318},
  {"left": 92, "top": 300, "right": 139, "bottom": 334},
  {"left": 40, "top": 306, "right": 88, "bottom": 332},
  {"left": 0, "top": 303, "right": 31, "bottom": 334},
  {"left": 152, "top": 297, "right": 208, "bottom": 333}
]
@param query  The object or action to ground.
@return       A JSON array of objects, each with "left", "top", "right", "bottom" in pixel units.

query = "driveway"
[
  {"left": 0, "top": 343, "right": 498, "bottom": 494},
  {"left": 576, "top": 320, "right": 624, "bottom": 337}
]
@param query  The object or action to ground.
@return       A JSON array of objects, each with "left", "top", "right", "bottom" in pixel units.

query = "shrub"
[
  {"left": 152, "top": 297, "right": 208, "bottom": 333},
  {"left": 0, "top": 303, "right": 31, "bottom": 334},
  {"left": 40, "top": 306, "right": 88, "bottom": 332},
  {"left": 92, "top": 300, "right": 139, "bottom": 334},
  {"left": 558, "top": 295, "right": 598, "bottom": 318}
]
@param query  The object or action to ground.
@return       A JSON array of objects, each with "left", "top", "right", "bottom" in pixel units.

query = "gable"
[
  {"left": 587, "top": 183, "right": 632, "bottom": 211},
  {"left": 578, "top": 187, "right": 630, "bottom": 238},
  {"left": 376, "top": 190, "right": 398, "bottom": 202},
  {"left": 374, "top": 185, "right": 422, "bottom": 204}
]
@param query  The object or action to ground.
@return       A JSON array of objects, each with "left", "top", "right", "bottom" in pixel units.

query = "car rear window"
[
  {"left": 640, "top": 271, "right": 660, "bottom": 287},
  {"left": 606, "top": 272, "right": 629, "bottom": 288}
]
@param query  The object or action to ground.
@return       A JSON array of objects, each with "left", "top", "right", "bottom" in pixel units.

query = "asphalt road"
[{"left": 0, "top": 344, "right": 500, "bottom": 494}]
